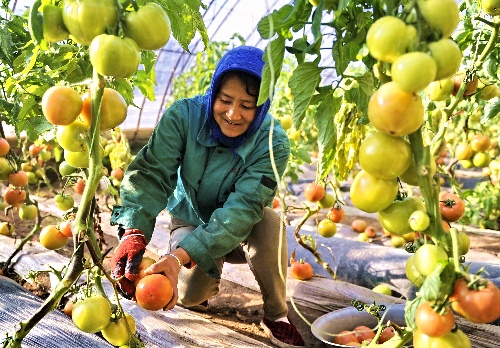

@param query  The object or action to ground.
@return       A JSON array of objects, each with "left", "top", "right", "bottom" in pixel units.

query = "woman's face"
[{"left": 213, "top": 76, "right": 258, "bottom": 138}]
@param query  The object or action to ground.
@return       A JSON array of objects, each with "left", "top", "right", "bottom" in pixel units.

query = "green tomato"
[
  {"left": 0, "top": 222, "right": 14, "bottom": 236},
  {"left": 428, "top": 39, "right": 462, "bottom": 80},
  {"left": 101, "top": 313, "right": 136, "bottom": 346},
  {"left": 414, "top": 244, "right": 448, "bottom": 276},
  {"left": 391, "top": 52, "right": 437, "bottom": 93},
  {"left": 89, "top": 34, "right": 141, "bottom": 78},
  {"left": 359, "top": 131, "right": 412, "bottom": 179},
  {"left": 123, "top": 2, "right": 171, "bottom": 51},
  {"left": 43, "top": 5, "right": 70, "bottom": 43},
  {"left": 372, "top": 284, "right": 392, "bottom": 296},
  {"left": 309, "top": 0, "right": 338, "bottom": 10},
  {"left": 0, "top": 157, "right": 14, "bottom": 174},
  {"left": 19, "top": 204, "right": 38, "bottom": 220},
  {"left": 417, "top": 0, "right": 460, "bottom": 38},
  {"left": 456, "top": 229, "right": 471, "bottom": 255},
  {"left": 399, "top": 156, "right": 437, "bottom": 186},
  {"left": 62, "top": 0, "right": 118, "bottom": 45},
  {"left": 366, "top": 16, "right": 414, "bottom": 63},
  {"left": 408, "top": 210, "right": 431, "bottom": 232},
  {"left": 318, "top": 193, "right": 335, "bottom": 209},
  {"left": 413, "top": 328, "right": 471, "bottom": 348},
  {"left": 317, "top": 218, "right": 337, "bottom": 238},
  {"left": 64, "top": 148, "right": 89, "bottom": 168},
  {"left": 26, "top": 171, "right": 38, "bottom": 185},
  {"left": 72, "top": 295, "right": 112, "bottom": 333},
  {"left": 405, "top": 254, "right": 424, "bottom": 286},
  {"left": 54, "top": 193, "right": 74, "bottom": 211},
  {"left": 482, "top": 0, "right": 500, "bottom": 16},
  {"left": 59, "top": 161, "right": 77, "bottom": 176},
  {"left": 472, "top": 152, "right": 491, "bottom": 168},
  {"left": 350, "top": 170, "right": 398, "bottom": 213},
  {"left": 378, "top": 196, "right": 425, "bottom": 235},
  {"left": 56, "top": 120, "right": 89, "bottom": 152},
  {"left": 425, "top": 79, "right": 455, "bottom": 101}
]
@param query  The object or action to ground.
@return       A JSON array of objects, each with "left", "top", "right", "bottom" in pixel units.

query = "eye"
[{"left": 218, "top": 96, "right": 231, "bottom": 104}]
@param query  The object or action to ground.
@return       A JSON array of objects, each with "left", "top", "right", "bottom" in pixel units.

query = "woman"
[{"left": 110, "top": 46, "right": 305, "bottom": 347}]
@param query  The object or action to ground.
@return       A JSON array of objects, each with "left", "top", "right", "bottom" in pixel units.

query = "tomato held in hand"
[
  {"left": 133, "top": 257, "right": 157, "bottom": 287},
  {"left": 303, "top": 182, "right": 326, "bottom": 202},
  {"left": 136, "top": 274, "right": 173, "bottom": 311},
  {"left": 415, "top": 301, "right": 455, "bottom": 337},
  {"left": 450, "top": 277, "right": 500, "bottom": 324},
  {"left": 72, "top": 295, "right": 112, "bottom": 333},
  {"left": 290, "top": 260, "right": 313, "bottom": 280},
  {"left": 89, "top": 34, "right": 141, "bottom": 78},
  {"left": 439, "top": 192, "right": 465, "bottom": 222},
  {"left": 123, "top": 2, "right": 171, "bottom": 51},
  {"left": 62, "top": 0, "right": 118, "bottom": 45}
]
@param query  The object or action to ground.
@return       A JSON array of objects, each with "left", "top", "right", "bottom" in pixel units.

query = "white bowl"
[{"left": 311, "top": 304, "right": 407, "bottom": 347}]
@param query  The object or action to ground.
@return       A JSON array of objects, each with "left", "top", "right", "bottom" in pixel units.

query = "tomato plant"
[
  {"left": 450, "top": 277, "right": 500, "bottom": 324},
  {"left": 439, "top": 192, "right": 465, "bottom": 222},
  {"left": 42, "top": 86, "right": 83, "bottom": 126},
  {"left": 72, "top": 295, "right": 112, "bottom": 333},
  {"left": 415, "top": 301, "right": 455, "bottom": 337},
  {"left": 39, "top": 225, "right": 69, "bottom": 250},
  {"left": 123, "top": 2, "right": 171, "bottom": 51},
  {"left": 89, "top": 35, "right": 141, "bottom": 78},
  {"left": 290, "top": 260, "right": 313, "bottom": 280}
]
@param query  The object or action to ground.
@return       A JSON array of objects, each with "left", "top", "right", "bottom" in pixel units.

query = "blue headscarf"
[{"left": 205, "top": 46, "right": 271, "bottom": 150}]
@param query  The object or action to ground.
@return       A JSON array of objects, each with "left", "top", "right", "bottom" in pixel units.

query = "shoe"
[
  {"left": 178, "top": 300, "right": 209, "bottom": 313},
  {"left": 260, "top": 316, "right": 305, "bottom": 347}
]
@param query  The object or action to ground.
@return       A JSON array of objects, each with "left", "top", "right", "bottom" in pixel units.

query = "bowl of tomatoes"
[{"left": 311, "top": 303, "right": 408, "bottom": 346}]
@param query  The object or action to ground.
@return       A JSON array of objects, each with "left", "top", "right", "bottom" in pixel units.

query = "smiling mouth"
[{"left": 224, "top": 119, "right": 240, "bottom": 126}]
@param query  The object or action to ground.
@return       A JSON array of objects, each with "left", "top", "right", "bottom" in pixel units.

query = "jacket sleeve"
[
  {"left": 110, "top": 100, "right": 189, "bottom": 240},
  {"left": 178, "top": 128, "right": 290, "bottom": 279}
]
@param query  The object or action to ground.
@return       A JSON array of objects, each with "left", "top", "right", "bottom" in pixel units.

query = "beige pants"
[{"left": 168, "top": 207, "right": 289, "bottom": 320}]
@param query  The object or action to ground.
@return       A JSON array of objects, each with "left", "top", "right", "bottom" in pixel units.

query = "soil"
[{"left": 1, "top": 180, "right": 500, "bottom": 348}]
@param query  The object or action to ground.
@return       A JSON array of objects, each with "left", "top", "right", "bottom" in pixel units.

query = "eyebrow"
[{"left": 219, "top": 91, "right": 257, "bottom": 105}]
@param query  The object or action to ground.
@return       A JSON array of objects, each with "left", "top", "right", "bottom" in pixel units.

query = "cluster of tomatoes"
[
  {"left": 456, "top": 134, "right": 496, "bottom": 169},
  {"left": 44, "top": 0, "right": 171, "bottom": 78},
  {"left": 333, "top": 325, "right": 395, "bottom": 346}
]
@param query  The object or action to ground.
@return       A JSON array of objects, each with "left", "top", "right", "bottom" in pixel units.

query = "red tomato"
[
  {"left": 450, "top": 277, "right": 500, "bottom": 323},
  {"left": 110, "top": 167, "right": 124, "bottom": 181},
  {"left": 272, "top": 197, "right": 280, "bottom": 209},
  {"left": 379, "top": 327, "right": 395, "bottom": 343},
  {"left": 353, "top": 325, "right": 375, "bottom": 343},
  {"left": 290, "top": 260, "right": 313, "bottom": 280},
  {"left": 42, "top": 86, "right": 83, "bottom": 126},
  {"left": 8, "top": 171, "right": 29, "bottom": 187},
  {"left": 439, "top": 192, "right": 465, "bottom": 222},
  {"left": 351, "top": 219, "right": 367, "bottom": 233},
  {"left": 415, "top": 301, "right": 455, "bottom": 337},
  {"left": 0, "top": 138, "right": 10, "bottom": 156},
  {"left": 327, "top": 206, "right": 345, "bottom": 223},
  {"left": 73, "top": 178, "right": 86, "bottom": 195},
  {"left": 39, "top": 225, "right": 69, "bottom": 250},
  {"left": 58, "top": 220, "right": 73, "bottom": 238},
  {"left": 4, "top": 188, "right": 26, "bottom": 206},
  {"left": 303, "top": 182, "right": 326, "bottom": 202},
  {"left": 333, "top": 331, "right": 359, "bottom": 345},
  {"left": 135, "top": 274, "right": 173, "bottom": 311},
  {"left": 364, "top": 226, "right": 377, "bottom": 238}
]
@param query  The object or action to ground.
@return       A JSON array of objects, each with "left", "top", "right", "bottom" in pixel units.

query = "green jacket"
[{"left": 110, "top": 95, "right": 290, "bottom": 279}]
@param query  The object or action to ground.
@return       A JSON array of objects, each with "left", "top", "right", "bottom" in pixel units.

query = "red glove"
[{"left": 110, "top": 228, "right": 147, "bottom": 298}]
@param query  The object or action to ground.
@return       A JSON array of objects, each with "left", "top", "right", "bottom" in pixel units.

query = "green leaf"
[
  {"left": 484, "top": 99, "right": 500, "bottom": 121},
  {"left": 28, "top": 0, "right": 43, "bottom": 45},
  {"left": 289, "top": 62, "right": 322, "bottom": 125},
  {"left": 259, "top": 36, "right": 285, "bottom": 106},
  {"left": 257, "top": 2, "right": 311, "bottom": 40},
  {"left": 316, "top": 94, "right": 340, "bottom": 179}
]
